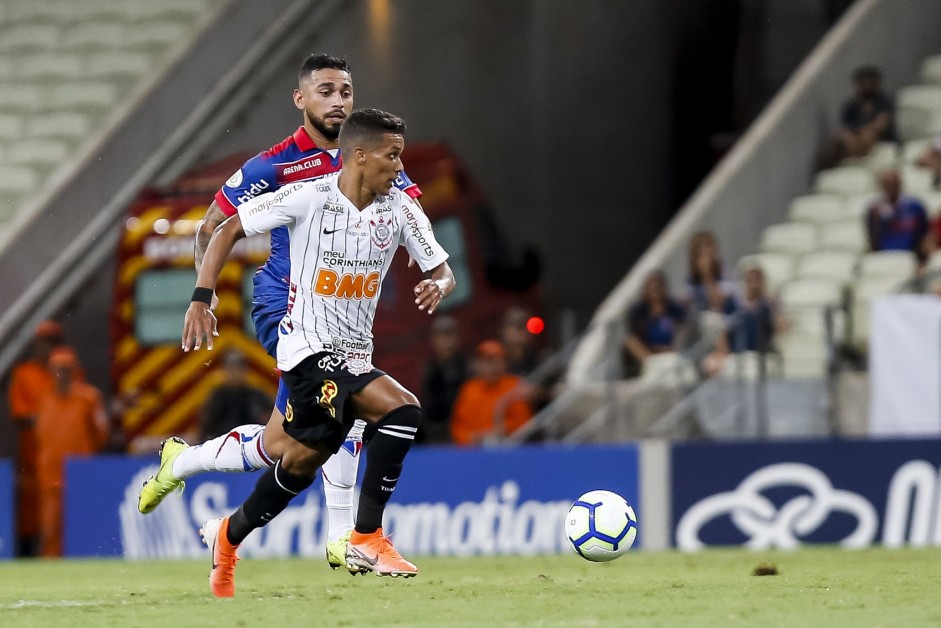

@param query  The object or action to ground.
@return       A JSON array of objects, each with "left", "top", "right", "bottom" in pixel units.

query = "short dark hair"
[
  {"left": 339, "top": 108, "right": 406, "bottom": 150},
  {"left": 298, "top": 54, "right": 351, "bottom": 82}
]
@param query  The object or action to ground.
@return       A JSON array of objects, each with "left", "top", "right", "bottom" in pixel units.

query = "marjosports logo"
[{"left": 676, "top": 463, "right": 878, "bottom": 550}]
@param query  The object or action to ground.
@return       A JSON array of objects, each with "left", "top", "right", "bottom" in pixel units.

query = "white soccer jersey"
[{"left": 237, "top": 172, "right": 449, "bottom": 371}]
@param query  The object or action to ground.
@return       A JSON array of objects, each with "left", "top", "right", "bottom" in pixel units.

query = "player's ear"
[
  {"left": 355, "top": 147, "right": 366, "bottom": 164},
  {"left": 292, "top": 89, "right": 304, "bottom": 111}
]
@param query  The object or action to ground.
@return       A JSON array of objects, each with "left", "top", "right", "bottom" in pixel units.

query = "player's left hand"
[
  {"left": 414, "top": 279, "right": 444, "bottom": 314},
  {"left": 182, "top": 302, "right": 219, "bottom": 352}
]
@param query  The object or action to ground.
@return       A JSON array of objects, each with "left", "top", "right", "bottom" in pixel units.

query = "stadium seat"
[
  {"left": 5, "top": 0, "right": 73, "bottom": 25},
  {"left": 814, "top": 166, "right": 877, "bottom": 196},
  {"left": 795, "top": 251, "right": 858, "bottom": 285},
  {"left": 777, "top": 332, "right": 829, "bottom": 379},
  {"left": 0, "top": 165, "right": 41, "bottom": 195},
  {"left": 25, "top": 112, "right": 93, "bottom": 143},
  {"left": 900, "top": 164, "right": 935, "bottom": 194},
  {"left": 897, "top": 106, "right": 941, "bottom": 142},
  {"left": 129, "top": 0, "right": 214, "bottom": 22},
  {"left": 639, "top": 352, "right": 697, "bottom": 387},
  {"left": 857, "top": 251, "right": 917, "bottom": 280},
  {"left": 778, "top": 278, "right": 843, "bottom": 310},
  {"left": 85, "top": 52, "right": 152, "bottom": 83},
  {"left": 922, "top": 55, "right": 941, "bottom": 85},
  {"left": 841, "top": 193, "right": 877, "bottom": 220},
  {"left": 818, "top": 220, "right": 868, "bottom": 254},
  {"left": 123, "top": 21, "right": 191, "bottom": 52},
  {"left": 60, "top": 22, "right": 126, "bottom": 52},
  {"left": 0, "top": 84, "right": 45, "bottom": 114},
  {"left": 46, "top": 82, "right": 119, "bottom": 114},
  {"left": 841, "top": 142, "right": 898, "bottom": 172},
  {"left": 16, "top": 54, "right": 85, "bottom": 83},
  {"left": 902, "top": 138, "right": 934, "bottom": 163},
  {"left": 787, "top": 306, "right": 846, "bottom": 343},
  {"left": 5, "top": 138, "right": 71, "bottom": 169},
  {"left": 914, "top": 190, "right": 941, "bottom": 218},
  {"left": 719, "top": 351, "right": 782, "bottom": 380},
  {"left": 736, "top": 253, "right": 794, "bottom": 294},
  {"left": 788, "top": 194, "right": 847, "bottom": 224},
  {"left": 759, "top": 223, "right": 818, "bottom": 255},
  {"left": 0, "top": 114, "right": 24, "bottom": 142},
  {"left": 0, "top": 24, "right": 60, "bottom": 53},
  {"left": 897, "top": 85, "right": 941, "bottom": 111}
]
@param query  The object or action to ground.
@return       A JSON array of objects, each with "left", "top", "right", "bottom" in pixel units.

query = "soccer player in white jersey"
[
  {"left": 182, "top": 109, "right": 455, "bottom": 597},
  {"left": 137, "top": 54, "right": 423, "bottom": 571}
]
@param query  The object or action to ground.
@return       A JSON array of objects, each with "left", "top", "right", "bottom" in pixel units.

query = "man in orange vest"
[
  {"left": 7, "top": 320, "right": 63, "bottom": 556},
  {"left": 34, "top": 346, "right": 107, "bottom": 557},
  {"left": 450, "top": 340, "right": 533, "bottom": 446}
]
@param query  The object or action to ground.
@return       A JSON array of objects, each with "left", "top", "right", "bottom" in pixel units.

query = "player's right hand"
[{"left": 182, "top": 302, "right": 219, "bottom": 352}]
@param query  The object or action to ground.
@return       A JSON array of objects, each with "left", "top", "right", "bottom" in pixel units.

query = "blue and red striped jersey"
[{"left": 215, "top": 126, "right": 421, "bottom": 282}]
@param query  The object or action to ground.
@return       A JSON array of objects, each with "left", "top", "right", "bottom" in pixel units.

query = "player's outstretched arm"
[
  {"left": 194, "top": 201, "right": 230, "bottom": 274},
  {"left": 182, "top": 215, "right": 247, "bottom": 352},
  {"left": 414, "top": 262, "right": 455, "bottom": 315}
]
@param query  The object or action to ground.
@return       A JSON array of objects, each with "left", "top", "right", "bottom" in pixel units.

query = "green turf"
[{"left": 0, "top": 548, "right": 940, "bottom": 627}]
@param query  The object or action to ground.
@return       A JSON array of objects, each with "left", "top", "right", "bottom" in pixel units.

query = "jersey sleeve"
[
  {"left": 237, "top": 183, "right": 316, "bottom": 236},
  {"left": 214, "top": 152, "right": 279, "bottom": 216},
  {"left": 394, "top": 169, "right": 422, "bottom": 199},
  {"left": 399, "top": 195, "right": 448, "bottom": 271}
]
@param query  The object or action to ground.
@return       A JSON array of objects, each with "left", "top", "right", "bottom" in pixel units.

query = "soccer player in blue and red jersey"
[{"left": 137, "top": 54, "right": 421, "bottom": 569}]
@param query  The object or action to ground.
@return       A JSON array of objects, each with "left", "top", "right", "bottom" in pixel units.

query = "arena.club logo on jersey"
[
  {"left": 277, "top": 156, "right": 332, "bottom": 183},
  {"left": 369, "top": 216, "right": 393, "bottom": 251}
]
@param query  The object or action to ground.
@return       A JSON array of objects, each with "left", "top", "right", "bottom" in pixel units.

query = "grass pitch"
[{"left": 1, "top": 547, "right": 940, "bottom": 627}]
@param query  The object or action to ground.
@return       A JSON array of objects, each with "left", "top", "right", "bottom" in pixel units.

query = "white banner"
[{"left": 870, "top": 295, "right": 941, "bottom": 436}]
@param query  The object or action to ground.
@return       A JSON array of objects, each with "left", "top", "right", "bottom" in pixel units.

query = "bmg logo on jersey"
[{"left": 313, "top": 269, "right": 381, "bottom": 299}]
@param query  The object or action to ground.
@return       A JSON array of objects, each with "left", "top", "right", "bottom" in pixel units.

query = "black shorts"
[{"left": 280, "top": 352, "right": 385, "bottom": 454}]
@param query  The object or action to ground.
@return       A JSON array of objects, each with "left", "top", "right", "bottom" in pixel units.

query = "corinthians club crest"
[{"left": 370, "top": 216, "right": 393, "bottom": 250}]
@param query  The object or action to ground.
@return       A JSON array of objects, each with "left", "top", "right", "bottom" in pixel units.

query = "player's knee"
[
  {"left": 378, "top": 403, "right": 422, "bottom": 429},
  {"left": 280, "top": 440, "right": 330, "bottom": 478},
  {"left": 400, "top": 390, "right": 420, "bottom": 409}
]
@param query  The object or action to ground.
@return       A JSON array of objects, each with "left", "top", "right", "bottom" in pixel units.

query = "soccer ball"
[{"left": 565, "top": 490, "right": 637, "bottom": 562}]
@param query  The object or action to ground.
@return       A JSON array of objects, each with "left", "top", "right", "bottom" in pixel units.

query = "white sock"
[
  {"left": 321, "top": 419, "right": 365, "bottom": 542},
  {"left": 170, "top": 424, "right": 272, "bottom": 480}
]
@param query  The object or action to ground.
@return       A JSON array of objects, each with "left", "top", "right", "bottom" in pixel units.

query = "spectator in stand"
[
  {"left": 419, "top": 316, "right": 468, "bottom": 444},
  {"left": 866, "top": 169, "right": 928, "bottom": 259},
  {"left": 685, "top": 231, "right": 737, "bottom": 316},
  {"left": 34, "top": 346, "right": 107, "bottom": 557},
  {"left": 623, "top": 270, "right": 687, "bottom": 371},
  {"left": 450, "top": 340, "right": 533, "bottom": 446},
  {"left": 703, "top": 266, "right": 785, "bottom": 375},
  {"left": 501, "top": 308, "right": 541, "bottom": 376},
  {"left": 199, "top": 351, "right": 271, "bottom": 442},
  {"left": 820, "top": 65, "right": 895, "bottom": 168},
  {"left": 6, "top": 320, "right": 64, "bottom": 557}
]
